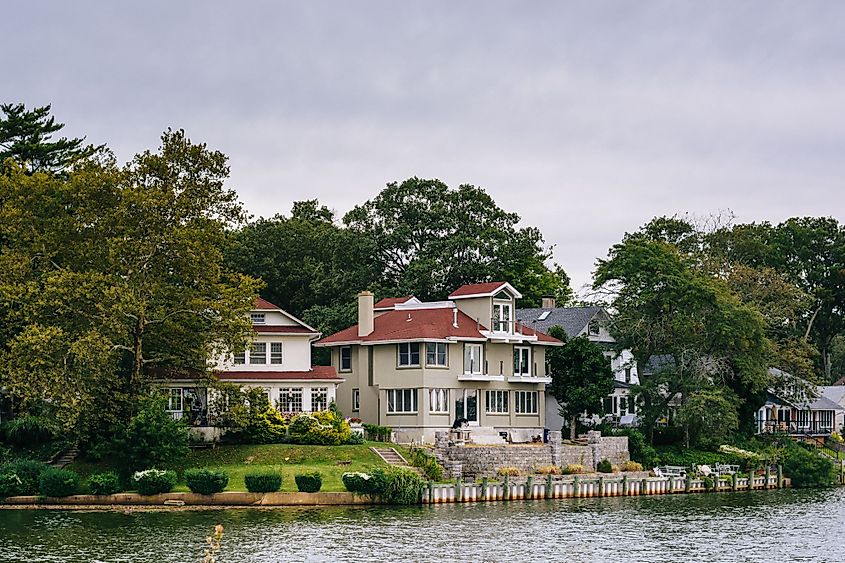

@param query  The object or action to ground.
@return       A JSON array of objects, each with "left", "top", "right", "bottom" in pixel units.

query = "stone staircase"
[
  {"left": 370, "top": 447, "right": 425, "bottom": 475},
  {"left": 49, "top": 446, "right": 79, "bottom": 469}
]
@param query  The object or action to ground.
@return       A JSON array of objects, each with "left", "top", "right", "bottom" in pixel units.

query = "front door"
[{"left": 455, "top": 389, "right": 479, "bottom": 425}]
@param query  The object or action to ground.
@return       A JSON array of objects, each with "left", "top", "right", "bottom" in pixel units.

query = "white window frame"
[
  {"left": 397, "top": 342, "right": 420, "bottom": 367},
  {"left": 485, "top": 390, "right": 509, "bottom": 414},
  {"left": 515, "top": 391, "right": 538, "bottom": 414},
  {"left": 311, "top": 387, "right": 328, "bottom": 412},
  {"left": 250, "top": 342, "right": 267, "bottom": 364},
  {"left": 279, "top": 387, "right": 303, "bottom": 413},
  {"left": 464, "top": 343, "right": 483, "bottom": 374},
  {"left": 429, "top": 388, "right": 449, "bottom": 414},
  {"left": 425, "top": 342, "right": 448, "bottom": 367},
  {"left": 386, "top": 389, "right": 418, "bottom": 414},
  {"left": 250, "top": 312, "right": 266, "bottom": 324},
  {"left": 270, "top": 342, "right": 283, "bottom": 365},
  {"left": 513, "top": 346, "right": 531, "bottom": 376},
  {"left": 492, "top": 301, "right": 512, "bottom": 332},
  {"left": 165, "top": 388, "right": 183, "bottom": 412},
  {"left": 340, "top": 346, "right": 352, "bottom": 372},
  {"left": 233, "top": 350, "right": 246, "bottom": 365},
  {"left": 352, "top": 388, "right": 360, "bottom": 411}
]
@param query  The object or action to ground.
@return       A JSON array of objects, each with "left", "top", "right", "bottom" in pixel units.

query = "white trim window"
[
  {"left": 279, "top": 387, "right": 303, "bottom": 413},
  {"left": 387, "top": 389, "right": 418, "bottom": 413},
  {"left": 464, "top": 343, "right": 483, "bottom": 374},
  {"left": 515, "top": 391, "right": 538, "bottom": 414},
  {"left": 311, "top": 387, "right": 328, "bottom": 412},
  {"left": 270, "top": 342, "right": 283, "bottom": 365},
  {"left": 165, "top": 388, "right": 183, "bottom": 412},
  {"left": 429, "top": 389, "right": 449, "bottom": 414},
  {"left": 493, "top": 302, "right": 512, "bottom": 332},
  {"left": 426, "top": 343, "right": 447, "bottom": 367},
  {"left": 250, "top": 342, "right": 267, "bottom": 364},
  {"left": 485, "top": 390, "right": 509, "bottom": 414},
  {"left": 340, "top": 346, "right": 352, "bottom": 371},
  {"left": 398, "top": 342, "right": 421, "bottom": 367},
  {"left": 250, "top": 312, "right": 266, "bottom": 324},
  {"left": 233, "top": 350, "right": 246, "bottom": 365},
  {"left": 352, "top": 388, "right": 360, "bottom": 411},
  {"left": 513, "top": 346, "right": 531, "bottom": 376}
]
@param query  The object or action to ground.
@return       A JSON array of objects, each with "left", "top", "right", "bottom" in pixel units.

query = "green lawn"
[{"left": 69, "top": 442, "right": 392, "bottom": 493}]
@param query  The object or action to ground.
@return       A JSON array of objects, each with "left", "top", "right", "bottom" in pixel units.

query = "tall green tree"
[
  {"left": 546, "top": 327, "right": 614, "bottom": 440},
  {"left": 0, "top": 130, "right": 261, "bottom": 436},
  {"left": 0, "top": 103, "right": 104, "bottom": 174},
  {"left": 343, "top": 178, "right": 572, "bottom": 306}
]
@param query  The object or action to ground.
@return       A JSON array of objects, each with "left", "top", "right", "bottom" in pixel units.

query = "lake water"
[{"left": 0, "top": 488, "right": 842, "bottom": 562}]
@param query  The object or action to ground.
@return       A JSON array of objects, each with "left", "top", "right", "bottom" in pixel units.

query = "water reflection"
[{"left": 0, "top": 489, "right": 840, "bottom": 562}]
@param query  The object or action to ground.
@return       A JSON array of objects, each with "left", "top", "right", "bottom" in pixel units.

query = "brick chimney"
[
  {"left": 541, "top": 295, "right": 556, "bottom": 309},
  {"left": 358, "top": 291, "right": 374, "bottom": 337}
]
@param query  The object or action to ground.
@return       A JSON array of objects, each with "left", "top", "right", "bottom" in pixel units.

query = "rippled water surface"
[{"left": 1, "top": 488, "right": 843, "bottom": 562}]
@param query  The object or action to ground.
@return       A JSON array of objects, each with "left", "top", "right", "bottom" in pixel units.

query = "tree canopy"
[{"left": 0, "top": 103, "right": 104, "bottom": 174}]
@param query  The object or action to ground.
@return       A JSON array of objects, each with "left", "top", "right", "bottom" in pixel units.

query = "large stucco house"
[
  {"left": 158, "top": 297, "right": 341, "bottom": 438},
  {"left": 316, "top": 282, "right": 563, "bottom": 443},
  {"left": 516, "top": 301, "right": 639, "bottom": 431}
]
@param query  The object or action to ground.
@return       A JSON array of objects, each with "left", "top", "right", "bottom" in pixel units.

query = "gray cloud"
[{"left": 4, "top": 1, "right": 844, "bottom": 292}]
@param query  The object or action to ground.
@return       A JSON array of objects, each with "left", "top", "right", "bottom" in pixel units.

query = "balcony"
[
  {"left": 458, "top": 359, "right": 505, "bottom": 381},
  {"left": 482, "top": 319, "right": 538, "bottom": 343}
]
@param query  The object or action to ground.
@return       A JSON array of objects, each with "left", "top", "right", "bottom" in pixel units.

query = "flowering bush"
[
  {"left": 133, "top": 469, "right": 177, "bottom": 495},
  {"left": 288, "top": 411, "right": 351, "bottom": 446},
  {"left": 342, "top": 472, "right": 374, "bottom": 494}
]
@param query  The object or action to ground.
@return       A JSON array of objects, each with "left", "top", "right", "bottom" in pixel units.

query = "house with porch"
[
  {"left": 515, "top": 301, "right": 639, "bottom": 431},
  {"left": 158, "top": 297, "right": 341, "bottom": 439},
  {"left": 756, "top": 368, "right": 845, "bottom": 437},
  {"left": 316, "top": 282, "right": 563, "bottom": 443}
]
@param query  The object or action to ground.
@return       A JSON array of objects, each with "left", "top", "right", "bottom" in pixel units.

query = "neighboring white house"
[
  {"left": 755, "top": 368, "right": 845, "bottom": 437},
  {"left": 157, "top": 297, "right": 341, "bottom": 438},
  {"left": 516, "top": 302, "right": 639, "bottom": 432}
]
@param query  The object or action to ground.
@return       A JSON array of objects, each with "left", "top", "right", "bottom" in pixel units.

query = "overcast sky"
[{"left": 4, "top": 2, "right": 844, "bottom": 292}]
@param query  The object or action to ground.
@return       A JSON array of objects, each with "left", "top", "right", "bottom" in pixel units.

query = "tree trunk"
[
  {"left": 131, "top": 313, "right": 144, "bottom": 400},
  {"left": 570, "top": 416, "right": 577, "bottom": 441}
]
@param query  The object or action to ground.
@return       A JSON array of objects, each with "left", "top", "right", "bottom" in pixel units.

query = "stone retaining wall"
[{"left": 434, "top": 430, "right": 630, "bottom": 479}]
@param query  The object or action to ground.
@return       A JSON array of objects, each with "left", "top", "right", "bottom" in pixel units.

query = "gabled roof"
[
  {"left": 254, "top": 297, "right": 282, "bottom": 310},
  {"left": 515, "top": 306, "right": 605, "bottom": 338},
  {"left": 822, "top": 385, "right": 845, "bottom": 406},
  {"left": 317, "top": 306, "right": 561, "bottom": 346},
  {"left": 448, "top": 282, "right": 522, "bottom": 300}
]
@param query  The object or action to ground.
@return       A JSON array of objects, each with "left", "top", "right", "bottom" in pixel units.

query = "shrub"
[
  {"left": 620, "top": 460, "right": 644, "bottom": 472},
  {"left": 342, "top": 472, "right": 375, "bottom": 494},
  {"left": 295, "top": 472, "right": 323, "bottom": 493},
  {"left": 87, "top": 471, "right": 122, "bottom": 495},
  {"left": 702, "top": 476, "right": 715, "bottom": 491},
  {"left": 133, "top": 469, "right": 177, "bottom": 495},
  {"left": 0, "top": 459, "right": 49, "bottom": 497},
  {"left": 655, "top": 446, "right": 738, "bottom": 469},
  {"left": 39, "top": 468, "right": 80, "bottom": 497},
  {"left": 535, "top": 465, "right": 561, "bottom": 475},
  {"left": 345, "top": 432, "right": 365, "bottom": 445},
  {"left": 369, "top": 466, "right": 425, "bottom": 504},
  {"left": 244, "top": 472, "right": 282, "bottom": 493},
  {"left": 113, "top": 396, "right": 189, "bottom": 472},
  {"left": 184, "top": 468, "right": 229, "bottom": 495},
  {"left": 408, "top": 448, "right": 443, "bottom": 481},
  {"left": 1, "top": 414, "right": 59, "bottom": 447},
  {"left": 497, "top": 466, "right": 521, "bottom": 477},
  {"left": 288, "top": 411, "right": 352, "bottom": 446},
  {"left": 561, "top": 464, "right": 585, "bottom": 475},
  {"left": 363, "top": 423, "right": 392, "bottom": 442},
  {"left": 614, "top": 429, "right": 659, "bottom": 468},
  {"left": 783, "top": 445, "right": 836, "bottom": 488},
  {"left": 596, "top": 459, "right": 613, "bottom": 473}
]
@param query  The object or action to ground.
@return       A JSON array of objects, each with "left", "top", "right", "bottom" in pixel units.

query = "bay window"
[{"left": 387, "top": 389, "right": 418, "bottom": 413}]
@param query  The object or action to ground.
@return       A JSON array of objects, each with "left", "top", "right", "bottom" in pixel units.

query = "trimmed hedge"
[
  {"left": 184, "top": 468, "right": 229, "bottom": 495},
  {"left": 342, "top": 472, "right": 375, "bottom": 494},
  {"left": 244, "top": 472, "right": 282, "bottom": 493},
  {"left": 294, "top": 472, "right": 323, "bottom": 493},
  {"left": 87, "top": 471, "right": 122, "bottom": 496},
  {"left": 596, "top": 459, "right": 613, "bottom": 473},
  {"left": 0, "top": 460, "right": 49, "bottom": 497},
  {"left": 39, "top": 468, "right": 80, "bottom": 497},
  {"left": 133, "top": 469, "right": 177, "bottom": 495}
]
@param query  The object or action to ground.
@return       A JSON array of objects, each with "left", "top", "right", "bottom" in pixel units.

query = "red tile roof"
[
  {"left": 374, "top": 296, "right": 414, "bottom": 309},
  {"left": 317, "top": 307, "right": 562, "bottom": 346},
  {"left": 252, "top": 325, "right": 319, "bottom": 334},
  {"left": 218, "top": 365, "right": 341, "bottom": 381},
  {"left": 448, "top": 282, "right": 509, "bottom": 298},
  {"left": 254, "top": 297, "right": 282, "bottom": 310}
]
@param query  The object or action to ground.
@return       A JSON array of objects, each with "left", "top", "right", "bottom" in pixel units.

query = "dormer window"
[
  {"left": 251, "top": 313, "right": 266, "bottom": 324},
  {"left": 492, "top": 302, "right": 512, "bottom": 332}
]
